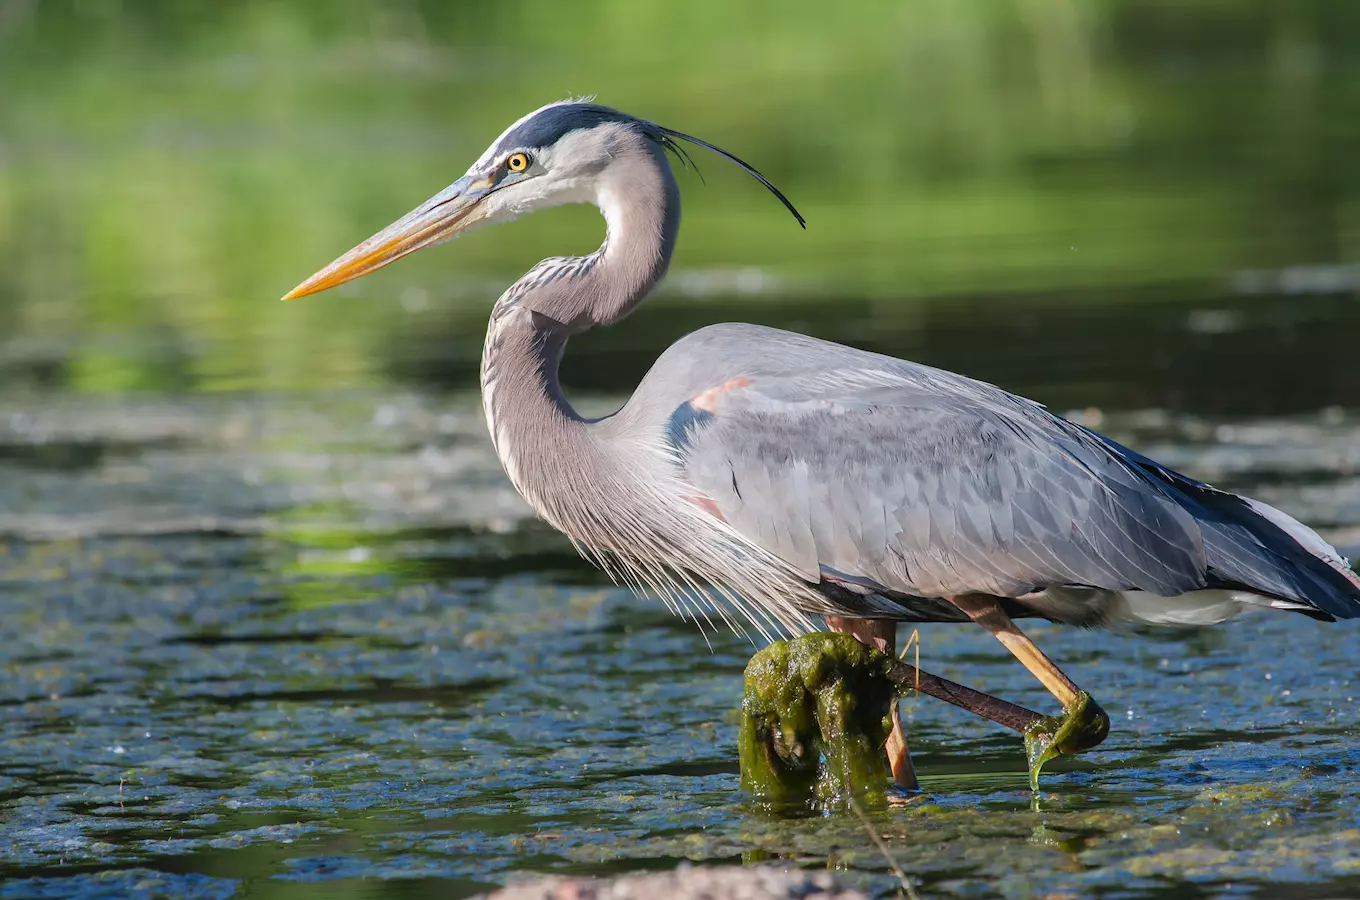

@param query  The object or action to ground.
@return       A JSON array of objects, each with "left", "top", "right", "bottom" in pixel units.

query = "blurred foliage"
[{"left": 0, "top": 0, "right": 1357, "bottom": 393}]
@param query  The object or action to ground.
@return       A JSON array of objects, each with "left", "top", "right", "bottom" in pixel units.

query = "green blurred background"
[{"left": 1, "top": 0, "right": 1357, "bottom": 409}]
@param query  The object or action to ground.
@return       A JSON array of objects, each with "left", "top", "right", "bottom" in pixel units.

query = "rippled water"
[{"left": 1, "top": 381, "right": 1358, "bottom": 899}]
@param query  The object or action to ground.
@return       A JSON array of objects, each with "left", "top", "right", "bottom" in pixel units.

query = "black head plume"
[{"left": 654, "top": 126, "right": 806, "bottom": 229}]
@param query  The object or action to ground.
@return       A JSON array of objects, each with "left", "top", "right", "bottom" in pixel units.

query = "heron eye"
[{"left": 506, "top": 152, "right": 531, "bottom": 173}]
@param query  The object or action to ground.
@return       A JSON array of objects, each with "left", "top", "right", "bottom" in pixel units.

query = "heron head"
[{"left": 281, "top": 100, "right": 803, "bottom": 301}]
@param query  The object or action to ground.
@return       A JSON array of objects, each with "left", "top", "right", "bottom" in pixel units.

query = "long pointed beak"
[{"left": 281, "top": 175, "right": 491, "bottom": 301}]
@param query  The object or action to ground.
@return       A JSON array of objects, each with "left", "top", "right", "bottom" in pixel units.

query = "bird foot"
[{"left": 1022, "top": 690, "right": 1110, "bottom": 791}]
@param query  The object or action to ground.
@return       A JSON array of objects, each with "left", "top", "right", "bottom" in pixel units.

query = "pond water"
[{"left": 2, "top": 291, "right": 1359, "bottom": 900}]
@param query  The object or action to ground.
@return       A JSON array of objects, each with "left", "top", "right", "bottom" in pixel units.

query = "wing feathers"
[{"left": 648, "top": 324, "right": 1359, "bottom": 620}]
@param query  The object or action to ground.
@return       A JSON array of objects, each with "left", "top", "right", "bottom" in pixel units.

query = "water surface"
[{"left": 2, "top": 344, "right": 1358, "bottom": 897}]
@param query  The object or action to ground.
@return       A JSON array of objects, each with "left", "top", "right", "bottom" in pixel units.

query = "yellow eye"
[{"left": 506, "top": 152, "right": 530, "bottom": 173}]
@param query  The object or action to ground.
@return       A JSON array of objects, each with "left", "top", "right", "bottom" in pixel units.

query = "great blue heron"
[{"left": 284, "top": 100, "right": 1360, "bottom": 784}]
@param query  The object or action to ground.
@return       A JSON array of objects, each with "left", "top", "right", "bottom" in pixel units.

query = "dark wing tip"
[{"left": 655, "top": 126, "right": 806, "bottom": 229}]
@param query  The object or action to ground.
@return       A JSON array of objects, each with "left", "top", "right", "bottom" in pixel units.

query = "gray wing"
[{"left": 659, "top": 328, "right": 1210, "bottom": 603}]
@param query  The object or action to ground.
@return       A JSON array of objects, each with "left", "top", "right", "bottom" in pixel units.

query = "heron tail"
[
  {"left": 1160, "top": 479, "right": 1360, "bottom": 620},
  {"left": 1091, "top": 429, "right": 1360, "bottom": 619}
]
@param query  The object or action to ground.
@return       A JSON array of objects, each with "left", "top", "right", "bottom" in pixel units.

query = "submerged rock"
[
  {"left": 738, "top": 632, "right": 899, "bottom": 808},
  {"left": 481, "top": 865, "right": 866, "bottom": 899}
]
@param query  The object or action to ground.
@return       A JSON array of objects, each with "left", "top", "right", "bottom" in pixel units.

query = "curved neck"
[
  {"left": 480, "top": 135, "right": 680, "bottom": 530},
  {"left": 522, "top": 136, "right": 682, "bottom": 331}
]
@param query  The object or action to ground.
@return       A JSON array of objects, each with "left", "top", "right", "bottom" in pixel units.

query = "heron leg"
[
  {"left": 948, "top": 595, "right": 1079, "bottom": 707},
  {"left": 824, "top": 616, "right": 917, "bottom": 790},
  {"left": 948, "top": 594, "right": 1109, "bottom": 761},
  {"left": 886, "top": 701, "right": 917, "bottom": 790},
  {"left": 828, "top": 603, "right": 1109, "bottom": 789},
  {"left": 825, "top": 615, "right": 896, "bottom": 654},
  {"left": 824, "top": 614, "right": 1065, "bottom": 734},
  {"left": 884, "top": 660, "right": 1048, "bottom": 735}
]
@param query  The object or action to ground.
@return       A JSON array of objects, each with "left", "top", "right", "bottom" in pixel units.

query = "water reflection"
[
  {"left": 2, "top": 2, "right": 1359, "bottom": 398},
  {"left": 396, "top": 286, "right": 1360, "bottom": 417}
]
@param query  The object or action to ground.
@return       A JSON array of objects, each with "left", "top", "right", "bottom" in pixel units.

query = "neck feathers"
[
  {"left": 517, "top": 129, "right": 681, "bottom": 331},
  {"left": 478, "top": 127, "right": 678, "bottom": 540}
]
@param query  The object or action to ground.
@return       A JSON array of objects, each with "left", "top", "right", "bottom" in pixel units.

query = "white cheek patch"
[
  {"left": 475, "top": 123, "right": 633, "bottom": 225},
  {"left": 545, "top": 124, "right": 629, "bottom": 173},
  {"left": 480, "top": 179, "right": 586, "bottom": 224}
]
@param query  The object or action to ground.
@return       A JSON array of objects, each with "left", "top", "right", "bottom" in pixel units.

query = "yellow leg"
[{"left": 949, "top": 595, "right": 1080, "bottom": 709}]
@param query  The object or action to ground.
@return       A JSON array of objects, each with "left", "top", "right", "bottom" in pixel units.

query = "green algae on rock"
[
  {"left": 741, "top": 633, "right": 1111, "bottom": 802},
  {"left": 738, "top": 632, "right": 900, "bottom": 809}
]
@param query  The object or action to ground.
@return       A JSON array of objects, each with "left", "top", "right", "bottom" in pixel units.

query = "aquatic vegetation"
[
  {"left": 1023, "top": 690, "right": 1110, "bottom": 791},
  {"left": 738, "top": 632, "right": 898, "bottom": 809}
]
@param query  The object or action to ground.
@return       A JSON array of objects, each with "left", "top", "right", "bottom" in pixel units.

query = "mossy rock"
[{"left": 738, "top": 632, "right": 897, "bottom": 809}]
